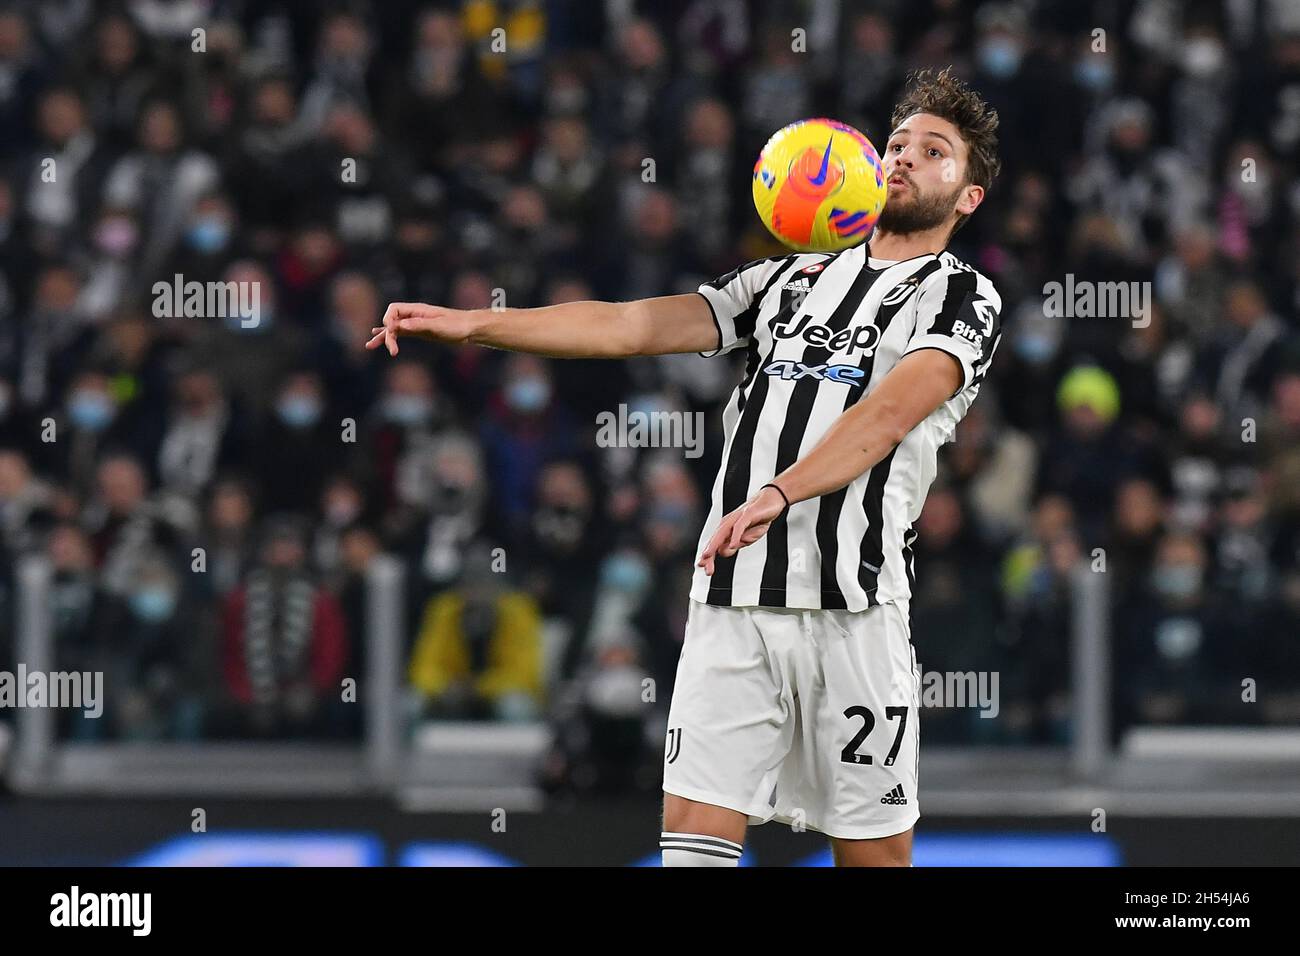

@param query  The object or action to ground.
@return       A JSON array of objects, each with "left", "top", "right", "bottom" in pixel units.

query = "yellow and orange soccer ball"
[{"left": 752, "top": 118, "right": 887, "bottom": 252}]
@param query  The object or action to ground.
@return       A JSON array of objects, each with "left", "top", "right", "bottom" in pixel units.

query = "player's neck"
[{"left": 868, "top": 225, "right": 950, "bottom": 262}]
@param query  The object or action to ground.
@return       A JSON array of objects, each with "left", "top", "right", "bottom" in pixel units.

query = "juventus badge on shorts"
[{"left": 665, "top": 727, "right": 682, "bottom": 764}]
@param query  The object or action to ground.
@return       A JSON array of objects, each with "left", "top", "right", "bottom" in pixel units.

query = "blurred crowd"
[{"left": 0, "top": 0, "right": 1299, "bottom": 795}]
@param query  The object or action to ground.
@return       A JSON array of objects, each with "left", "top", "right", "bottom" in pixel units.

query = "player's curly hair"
[{"left": 891, "top": 67, "right": 1001, "bottom": 236}]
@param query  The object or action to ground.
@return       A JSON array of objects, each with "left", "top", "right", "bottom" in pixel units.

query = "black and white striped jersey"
[{"left": 691, "top": 244, "right": 1002, "bottom": 612}]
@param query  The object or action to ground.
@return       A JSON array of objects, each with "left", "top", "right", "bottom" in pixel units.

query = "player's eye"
[{"left": 928, "top": 147, "right": 942, "bottom": 158}]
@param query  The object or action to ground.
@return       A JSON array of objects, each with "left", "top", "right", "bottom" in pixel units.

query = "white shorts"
[{"left": 662, "top": 598, "right": 920, "bottom": 841}]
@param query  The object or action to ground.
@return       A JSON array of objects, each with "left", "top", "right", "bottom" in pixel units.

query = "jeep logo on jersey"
[{"left": 770, "top": 311, "right": 881, "bottom": 356}]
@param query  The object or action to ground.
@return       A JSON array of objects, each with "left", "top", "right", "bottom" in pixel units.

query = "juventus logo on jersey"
[
  {"left": 665, "top": 727, "right": 683, "bottom": 764},
  {"left": 879, "top": 274, "right": 923, "bottom": 307}
]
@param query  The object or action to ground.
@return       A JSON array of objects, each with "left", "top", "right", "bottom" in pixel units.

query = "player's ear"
[{"left": 956, "top": 183, "right": 984, "bottom": 217}]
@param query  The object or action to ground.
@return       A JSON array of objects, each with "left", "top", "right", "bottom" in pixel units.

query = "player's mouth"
[{"left": 888, "top": 175, "right": 910, "bottom": 190}]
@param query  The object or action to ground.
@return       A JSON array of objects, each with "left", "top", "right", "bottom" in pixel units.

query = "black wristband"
[{"left": 760, "top": 482, "right": 791, "bottom": 511}]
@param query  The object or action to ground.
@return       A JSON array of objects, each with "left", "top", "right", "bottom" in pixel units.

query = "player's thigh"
[
  {"left": 830, "top": 826, "right": 913, "bottom": 867},
  {"left": 662, "top": 601, "right": 797, "bottom": 820},
  {"left": 808, "top": 601, "right": 921, "bottom": 840}
]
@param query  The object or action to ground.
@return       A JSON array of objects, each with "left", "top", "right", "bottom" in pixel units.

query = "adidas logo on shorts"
[{"left": 880, "top": 784, "right": 908, "bottom": 806}]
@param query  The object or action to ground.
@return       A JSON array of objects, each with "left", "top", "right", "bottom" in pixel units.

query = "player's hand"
[
  {"left": 697, "top": 485, "right": 789, "bottom": 576},
  {"left": 366, "top": 303, "right": 480, "bottom": 356}
]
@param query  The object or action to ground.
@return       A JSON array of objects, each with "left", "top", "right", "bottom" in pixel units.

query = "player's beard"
[{"left": 876, "top": 177, "right": 964, "bottom": 235}]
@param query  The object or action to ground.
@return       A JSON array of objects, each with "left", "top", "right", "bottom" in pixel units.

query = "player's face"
[{"left": 878, "top": 113, "right": 980, "bottom": 235}]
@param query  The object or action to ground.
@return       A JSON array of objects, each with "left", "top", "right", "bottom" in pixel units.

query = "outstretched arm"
[
  {"left": 365, "top": 293, "right": 719, "bottom": 359},
  {"left": 697, "top": 347, "right": 962, "bottom": 574}
]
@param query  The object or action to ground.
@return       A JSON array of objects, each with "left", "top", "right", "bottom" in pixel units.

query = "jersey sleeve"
[
  {"left": 901, "top": 266, "right": 1002, "bottom": 398},
  {"left": 695, "top": 257, "right": 789, "bottom": 357}
]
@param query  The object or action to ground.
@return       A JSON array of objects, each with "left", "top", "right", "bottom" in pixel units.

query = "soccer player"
[{"left": 367, "top": 68, "right": 1001, "bottom": 867}]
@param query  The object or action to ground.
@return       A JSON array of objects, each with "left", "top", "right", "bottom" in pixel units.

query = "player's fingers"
[
  {"left": 385, "top": 303, "right": 429, "bottom": 328},
  {"left": 725, "top": 510, "right": 750, "bottom": 554},
  {"left": 381, "top": 303, "right": 415, "bottom": 333},
  {"left": 697, "top": 526, "right": 723, "bottom": 565},
  {"left": 386, "top": 327, "right": 398, "bottom": 356},
  {"left": 697, "top": 517, "right": 733, "bottom": 572}
]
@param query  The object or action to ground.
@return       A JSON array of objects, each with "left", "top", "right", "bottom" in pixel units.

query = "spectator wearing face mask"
[
  {"left": 969, "top": 3, "right": 1041, "bottom": 185},
  {"left": 408, "top": 542, "right": 543, "bottom": 722},
  {"left": 539, "top": 632, "right": 660, "bottom": 797},
  {"left": 161, "top": 192, "right": 242, "bottom": 287},
  {"left": 582, "top": 545, "right": 655, "bottom": 667},
  {"left": 1114, "top": 531, "right": 1252, "bottom": 731},
  {"left": 109, "top": 551, "right": 211, "bottom": 741},
  {"left": 79, "top": 206, "right": 143, "bottom": 322},
  {"left": 479, "top": 353, "right": 579, "bottom": 535},
  {"left": 997, "top": 301, "right": 1067, "bottom": 436},
  {"left": 252, "top": 370, "right": 337, "bottom": 513},
  {"left": 219, "top": 515, "right": 349, "bottom": 739},
  {"left": 386, "top": 431, "right": 497, "bottom": 616},
  {"left": 48, "top": 367, "right": 131, "bottom": 496},
  {"left": 364, "top": 359, "right": 451, "bottom": 507},
  {"left": 611, "top": 456, "right": 703, "bottom": 697}
]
